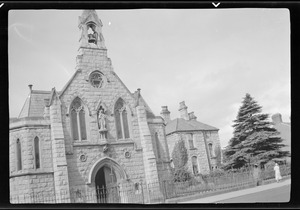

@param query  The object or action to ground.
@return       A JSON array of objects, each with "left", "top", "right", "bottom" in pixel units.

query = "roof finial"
[{"left": 28, "top": 84, "right": 33, "bottom": 92}]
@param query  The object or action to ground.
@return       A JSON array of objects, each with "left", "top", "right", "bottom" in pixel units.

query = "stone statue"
[{"left": 98, "top": 109, "right": 107, "bottom": 131}]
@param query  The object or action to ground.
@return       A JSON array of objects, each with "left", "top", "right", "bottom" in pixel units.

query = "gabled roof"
[
  {"left": 166, "top": 118, "right": 219, "bottom": 135},
  {"left": 79, "top": 10, "right": 103, "bottom": 27},
  {"left": 18, "top": 90, "right": 51, "bottom": 118}
]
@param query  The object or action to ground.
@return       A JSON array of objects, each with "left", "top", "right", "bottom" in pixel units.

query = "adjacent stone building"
[
  {"left": 271, "top": 113, "right": 291, "bottom": 163},
  {"left": 9, "top": 10, "right": 222, "bottom": 204},
  {"left": 161, "top": 102, "right": 222, "bottom": 176}
]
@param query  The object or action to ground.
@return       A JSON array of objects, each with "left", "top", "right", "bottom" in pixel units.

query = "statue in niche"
[{"left": 98, "top": 108, "right": 107, "bottom": 131}]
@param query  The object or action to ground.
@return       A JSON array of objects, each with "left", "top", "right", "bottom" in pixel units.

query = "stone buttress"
[
  {"left": 48, "top": 89, "right": 71, "bottom": 203},
  {"left": 136, "top": 105, "right": 163, "bottom": 202}
]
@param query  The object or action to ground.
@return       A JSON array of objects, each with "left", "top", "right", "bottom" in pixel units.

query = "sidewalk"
[{"left": 180, "top": 178, "right": 291, "bottom": 203}]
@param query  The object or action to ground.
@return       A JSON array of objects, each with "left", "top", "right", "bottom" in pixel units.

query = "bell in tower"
[{"left": 78, "top": 10, "right": 106, "bottom": 49}]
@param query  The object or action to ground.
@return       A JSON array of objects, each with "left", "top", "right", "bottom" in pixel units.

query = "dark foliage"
[{"left": 223, "top": 93, "right": 290, "bottom": 170}]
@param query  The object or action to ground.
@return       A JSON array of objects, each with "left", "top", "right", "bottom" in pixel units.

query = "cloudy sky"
[{"left": 8, "top": 9, "right": 290, "bottom": 148}]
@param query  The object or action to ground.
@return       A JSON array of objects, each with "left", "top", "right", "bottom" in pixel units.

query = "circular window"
[
  {"left": 79, "top": 154, "right": 87, "bottom": 162},
  {"left": 89, "top": 71, "right": 104, "bottom": 88},
  {"left": 124, "top": 151, "right": 131, "bottom": 159}
]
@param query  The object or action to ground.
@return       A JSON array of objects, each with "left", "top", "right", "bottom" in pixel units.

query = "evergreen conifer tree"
[
  {"left": 223, "top": 93, "right": 289, "bottom": 169},
  {"left": 171, "top": 137, "right": 191, "bottom": 181}
]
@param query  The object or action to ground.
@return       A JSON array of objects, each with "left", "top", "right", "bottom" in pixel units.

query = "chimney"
[
  {"left": 188, "top": 112, "right": 197, "bottom": 121},
  {"left": 179, "top": 101, "right": 189, "bottom": 120},
  {"left": 272, "top": 113, "right": 283, "bottom": 124},
  {"left": 161, "top": 106, "right": 171, "bottom": 123}
]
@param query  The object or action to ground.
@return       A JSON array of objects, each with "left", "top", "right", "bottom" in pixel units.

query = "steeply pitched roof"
[
  {"left": 165, "top": 118, "right": 219, "bottom": 135},
  {"left": 18, "top": 90, "right": 51, "bottom": 118}
]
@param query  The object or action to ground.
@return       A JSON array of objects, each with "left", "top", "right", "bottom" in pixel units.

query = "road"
[
  {"left": 179, "top": 179, "right": 291, "bottom": 204},
  {"left": 216, "top": 184, "right": 290, "bottom": 203}
]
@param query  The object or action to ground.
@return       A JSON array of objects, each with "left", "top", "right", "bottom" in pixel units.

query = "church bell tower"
[{"left": 78, "top": 10, "right": 106, "bottom": 49}]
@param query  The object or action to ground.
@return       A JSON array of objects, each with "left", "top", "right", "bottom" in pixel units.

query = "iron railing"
[{"left": 10, "top": 163, "right": 291, "bottom": 204}]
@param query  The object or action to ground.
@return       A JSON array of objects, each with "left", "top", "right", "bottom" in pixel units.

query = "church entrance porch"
[
  {"left": 95, "top": 165, "right": 120, "bottom": 203},
  {"left": 87, "top": 157, "right": 128, "bottom": 203}
]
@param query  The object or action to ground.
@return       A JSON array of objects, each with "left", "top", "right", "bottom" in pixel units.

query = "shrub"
[{"left": 172, "top": 167, "right": 192, "bottom": 182}]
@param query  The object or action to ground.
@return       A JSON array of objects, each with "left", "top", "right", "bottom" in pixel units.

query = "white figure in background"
[{"left": 274, "top": 163, "right": 282, "bottom": 183}]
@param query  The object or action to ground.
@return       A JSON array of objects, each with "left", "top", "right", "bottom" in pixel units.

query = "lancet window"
[
  {"left": 208, "top": 143, "right": 214, "bottom": 157},
  {"left": 114, "top": 98, "right": 130, "bottom": 139},
  {"left": 70, "top": 97, "right": 87, "bottom": 141},
  {"left": 34, "top": 137, "right": 40, "bottom": 169},
  {"left": 155, "top": 133, "right": 161, "bottom": 159},
  {"left": 16, "top": 139, "right": 22, "bottom": 171}
]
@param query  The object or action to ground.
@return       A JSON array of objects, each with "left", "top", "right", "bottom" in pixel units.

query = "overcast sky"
[{"left": 8, "top": 9, "right": 290, "bottom": 149}]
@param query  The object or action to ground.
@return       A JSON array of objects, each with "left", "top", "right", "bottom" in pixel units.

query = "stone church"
[{"left": 9, "top": 10, "right": 221, "bottom": 203}]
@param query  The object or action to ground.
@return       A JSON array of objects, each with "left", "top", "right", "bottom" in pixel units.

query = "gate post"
[
  {"left": 162, "top": 180, "right": 167, "bottom": 200},
  {"left": 140, "top": 180, "right": 144, "bottom": 204}
]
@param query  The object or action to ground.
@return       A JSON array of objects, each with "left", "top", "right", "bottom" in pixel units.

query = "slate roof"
[
  {"left": 18, "top": 90, "right": 51, "bottom": 118},
  {"left": 165, "top": 118, "right": 219, "bottom": 135},
  {"left": 17, "top": 88, "right": 157, "bottom": 120}
]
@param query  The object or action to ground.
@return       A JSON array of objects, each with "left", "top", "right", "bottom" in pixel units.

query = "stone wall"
[
  {"left": 10, "top": 174, "right": 55, "bottom": 203},
  {"left": 9, "top": 119, "right": 55, "bottom": 202},
  {"left": 58, "top": 47, "right": 149, "bottom": 196},
  {"left": 148, "top": 119, "right": 172, "bottom": 181},
  {"left": 166, "top": 131, "right": 211, "bottom": 175},
  {"left": 203, "top": 130, "right": 222, "bottom": 169},
  {"left": 66, "top": 143, "right": 146, "bottom": 192}
]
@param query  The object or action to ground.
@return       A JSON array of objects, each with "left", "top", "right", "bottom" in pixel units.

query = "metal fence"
[{"left": 10, "top": 164, "right": 291, "bottom": 204}]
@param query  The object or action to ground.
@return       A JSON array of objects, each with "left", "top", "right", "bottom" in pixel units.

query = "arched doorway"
[
  {"left": 95, "top": 165, "right": 119, "bottom": 203},
  {"left": 88, "top": 157, "right": 128, "bottom": 203}
]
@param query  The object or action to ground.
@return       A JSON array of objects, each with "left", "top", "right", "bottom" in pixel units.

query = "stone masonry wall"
[
  {"left": 166, "top": 131, "right": 211, "bottom": 175},
  {"left": 49, "top": 95, "right": 71, "bottom": 202},
  {"left": 148, "top": 121, "right": 172, "bottom": 181},
  {"left": 59, "top": 47, "right": 147, "bottom": 197},
  {"left": 66, "top": 143, "right": 145, "bottom": 195},
  {"left": 203, "top": 130, "right": 222, "bottom": 168},
  {"left": 184, "top": 131, "right": 210, "bottom": 174},
  {"left": 9, "top": 121, "right": 55, "bottom": 202},
  {"left": 10, "top": 174, "right": 55, "bottom": 203}
]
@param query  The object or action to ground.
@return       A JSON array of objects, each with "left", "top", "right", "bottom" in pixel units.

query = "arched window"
[
  {"left": 188, "top": 134, "right": 194, "bottom": 149},
  {"left": 155, "top": 133, "right": 161, "bottom": 159},
  {"left": 34, "top": 137, "right": 40, "bottom": 169},
  {"left": 70, "top": 97, "right": 87, "bottom": 141},
  {"left": 16, "top": 139, "right": 22, "bottom": 171},
  {"left": 192, "top": 156, "right": 199, "bottom": 175},
  {"left": 208, "top": 143, "right": 214, "bottom": 157},
  {"left": 114, "top": 98, "right": 130, "bottom": 139}
]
